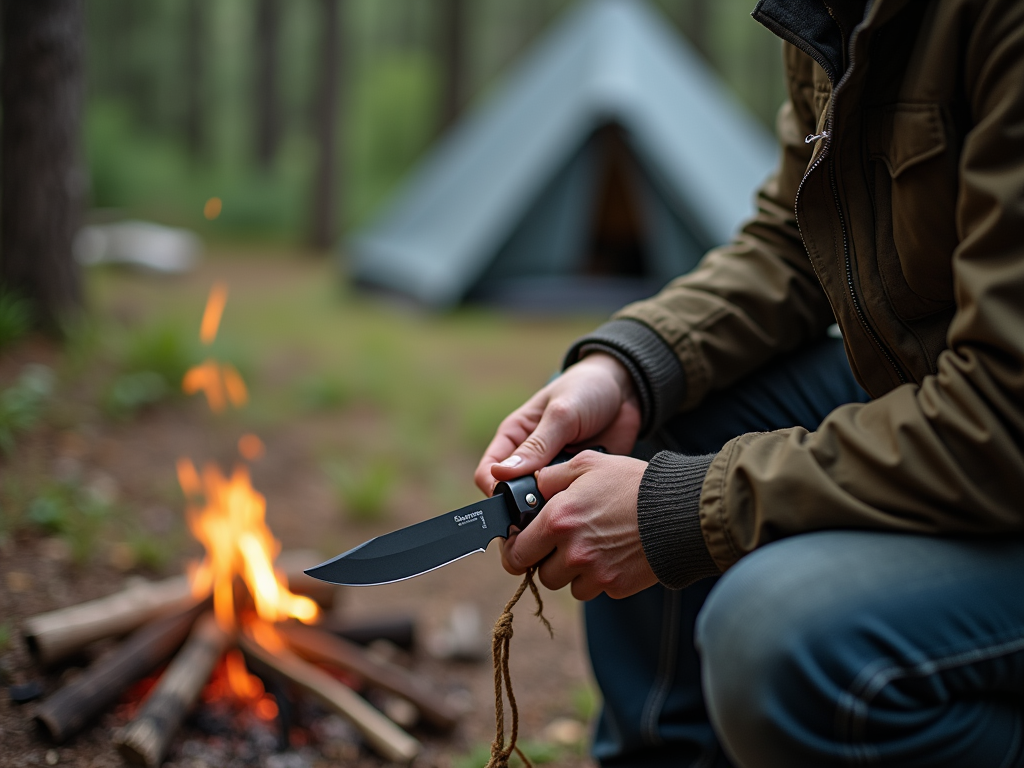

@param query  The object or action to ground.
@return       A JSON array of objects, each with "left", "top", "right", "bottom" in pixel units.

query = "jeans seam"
[
  {"left": 836, "top": 633, "right": 1024, "bottom": 764},
  {"left": 640, "top": 589, "right": 682, "bottom": 746}
]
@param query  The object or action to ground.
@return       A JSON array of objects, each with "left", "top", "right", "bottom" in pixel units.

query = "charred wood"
[
  {"left": 279, "top": 621, "right": 462, "bottom": 731},
  {"left": 239, "top": 622, "right": 420, "bottom": 763},
  {"left": 34, "top": 602, "right": 206, "bottom": 743},
  {"left": 114, "top": 613, "right": 232, "bottom": 767}
]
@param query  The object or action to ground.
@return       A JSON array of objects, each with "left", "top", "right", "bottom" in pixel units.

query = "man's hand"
[
  {"left": 474, "top": 352, "right": 642, "bottom": 495},
  {"left": 500, "top": 451, "right": 657, "bottom": 601}
]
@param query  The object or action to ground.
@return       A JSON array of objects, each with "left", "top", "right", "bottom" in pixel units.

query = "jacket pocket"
[{"left": 867, "top": 102, "right": 957, "bottom": 314}]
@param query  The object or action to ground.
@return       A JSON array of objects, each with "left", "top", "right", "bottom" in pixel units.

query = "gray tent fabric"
[{"left": 348, "top": 0, "right": 779, "bottom": 310}]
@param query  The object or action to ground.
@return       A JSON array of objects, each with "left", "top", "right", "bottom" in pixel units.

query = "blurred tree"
[
  {"left": 310, "top": 0, "right": 344, "bottom": 249},
  {"left": 437, "top": 0, "right": 465, "bottom": 130},
  {"left": 254, "top": 0, "right": 282, "bottom": 170},
  {"left": 0, "top": 0, "right": 85, "bottom": 330},
  {"left": 184, "top": 0, "right": 206, "bottom": 160}
]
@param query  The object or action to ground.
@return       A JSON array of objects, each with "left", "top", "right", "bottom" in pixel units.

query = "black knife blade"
[{"left": 305, "top": 449, "right": 600, "bottom": 587}]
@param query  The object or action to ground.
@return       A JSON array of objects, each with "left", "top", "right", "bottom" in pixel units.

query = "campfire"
[{"left": 19, "top": 285, "right": 463, "bottom": 765}]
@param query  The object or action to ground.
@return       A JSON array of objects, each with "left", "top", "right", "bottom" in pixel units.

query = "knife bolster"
[{"left": 495, "top": 475, "right": 545, "bottom": 531}]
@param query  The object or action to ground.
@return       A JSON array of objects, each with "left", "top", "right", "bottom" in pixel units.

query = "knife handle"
[{"left": 495, "top": 447, "right": 605, "bottom": 530}]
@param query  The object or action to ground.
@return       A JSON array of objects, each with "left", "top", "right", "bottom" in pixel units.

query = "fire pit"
[{"left": 14, "top": 285, "right": 465, "bottom": 766}]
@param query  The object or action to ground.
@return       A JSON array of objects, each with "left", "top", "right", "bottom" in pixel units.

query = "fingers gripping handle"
[{"left": 494, "top": 448, "right": 604, "bottom": 531}]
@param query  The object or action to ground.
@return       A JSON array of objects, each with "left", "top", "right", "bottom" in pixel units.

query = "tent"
[{"left": 347, "top": 0, "right": 779, "bottom": 311}]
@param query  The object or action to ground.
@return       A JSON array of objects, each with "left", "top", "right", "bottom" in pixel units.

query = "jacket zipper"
[{"left": 761, "top": 9, "right": 907, "bottom": 386}]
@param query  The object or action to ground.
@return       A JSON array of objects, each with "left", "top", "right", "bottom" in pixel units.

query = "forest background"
[{"left": 86, "top": 0, "right": 787, "bottom": 247}]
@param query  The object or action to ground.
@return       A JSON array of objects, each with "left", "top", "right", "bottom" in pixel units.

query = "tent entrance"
[{"left": 586, "top": 124, "right": 648, "bottom": 279}]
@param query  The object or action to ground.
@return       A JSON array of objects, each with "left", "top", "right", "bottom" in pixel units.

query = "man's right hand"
[{"left": 473, "top": 352, "right": 642, "bottom": 495}]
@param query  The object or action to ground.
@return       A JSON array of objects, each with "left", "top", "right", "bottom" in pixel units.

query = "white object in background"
[{"left": 75, "top": 220, "right": 201, "bottom": 274}]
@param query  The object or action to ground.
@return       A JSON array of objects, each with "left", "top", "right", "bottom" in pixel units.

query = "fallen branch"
[
  {"left": 239, "top": 621, "right": 420, "bottom": 764},
  {"left": 34, "top": 602, "right": 206, "bottom": 743},
  {"left": 279, "top": 621, "right": 463, "bottom": 731},
  {"left": 114, "top": 612, "right": 233, "bottom": 767}
]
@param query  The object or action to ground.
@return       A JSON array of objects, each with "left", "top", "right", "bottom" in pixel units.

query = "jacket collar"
[{"left": 752, "top": 0, "right": 917, "bottom": 84}]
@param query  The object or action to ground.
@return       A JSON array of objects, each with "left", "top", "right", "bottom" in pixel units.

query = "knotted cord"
[{"left": 485, "top": 567, "right": 553, "bottom": 768}]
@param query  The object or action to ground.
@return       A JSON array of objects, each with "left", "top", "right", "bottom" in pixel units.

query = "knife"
[{"left": 304, "top": 449, "right": 603, "bottom": 587}]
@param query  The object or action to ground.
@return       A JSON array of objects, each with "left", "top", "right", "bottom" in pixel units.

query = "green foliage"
[
  {"left": 453, "top": 740, "right": 562, "bottom": 768},
  {"left": 572, "top": 682, "right": 599, "bottom": 722},
  {"left": 295, "top": 374, "right": 350, "bottom": 412},
  {"left": 348, "top": 53, "right": 439, "bottom": 227},
  {"left": 0, "top": 288, "right": 33, "bottom": 349},
  {"left": 104, "top": 371, "right": 170, "bottom": 420},
  {"left": 104, "top": 323, "right": 198, "bottom": 419},
  {"left": 0, "top": 365, "right": 55, "bottom": 455},
  {"left": 126, "top": 530, "right": 175, "bottom": 571},
  {"left": 323, "top": 457, "right": 397, "bottom": 523},
  {"left": 122, "top": 324, "right": 197, "bottom": 388},
  {"left": 0, "top": 622, "right": 11, "bottom": 654},
  {"left": 26, "top": 480, "right": 113, "bottom": 565}
]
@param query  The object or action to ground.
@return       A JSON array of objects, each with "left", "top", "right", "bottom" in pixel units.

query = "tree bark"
[
  {"left": 0, "top": 0, "right": 85, "bottom": 330},
  {"left": 254, "top": 0, "right": 282, "bottom": 170},
  {"left": 437, "top": 0, "right": 465, "bottom": 131},
  {"left": 309, "top": 0, "right": 343, "bottom": 250}
]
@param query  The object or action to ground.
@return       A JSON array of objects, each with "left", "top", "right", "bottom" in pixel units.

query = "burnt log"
[
  {"left": 239, "top": 622, "right": 420, "bottom": 763},
  {"left": 34, "top": 602, "right": 206, "bottom": 743},
  {"left": 114, "top": 613, "right": 232, "bottom": 767},
  {"left": 322, "top": 613, "right": 416, "bottom": 650},
  {"left": 279, "top": 621, "right": 462, "bottom": 731}
]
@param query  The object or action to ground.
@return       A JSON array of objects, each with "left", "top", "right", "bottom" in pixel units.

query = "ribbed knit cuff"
[
  {"left": 562, "top": 319, "right": 686, "bottom": 438},
  {"left": 637, "top": 451, "right": 720, "bottom": 589}
]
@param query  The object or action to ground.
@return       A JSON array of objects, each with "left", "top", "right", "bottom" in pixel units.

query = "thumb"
[{"left": 490, "top": 404, "right": 580, "bottom": 481}]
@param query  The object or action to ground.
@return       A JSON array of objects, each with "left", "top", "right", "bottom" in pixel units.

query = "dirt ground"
[{"left": 0, "top": 254, "right": 603, "bottom": 768}]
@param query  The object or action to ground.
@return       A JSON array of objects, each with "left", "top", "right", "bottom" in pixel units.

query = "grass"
[
  {"left": 454, "top": 740, "right": 564, "bottom": 768},
  {"left": 0, "top": 365, "right": 55, "bottom": 455},
  {"left": 323, "top": 457, "right": 398, "bottom": 523},
  {"left": 25, "top": 479, "right": 115, "bottom": 565},
  {"left": 0, "top": 288, "right": 33, "bottom": 350}
]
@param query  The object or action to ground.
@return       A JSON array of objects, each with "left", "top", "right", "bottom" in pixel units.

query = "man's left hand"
[{"left": 499, "top": 451, "right": 657, "bottom": 601}]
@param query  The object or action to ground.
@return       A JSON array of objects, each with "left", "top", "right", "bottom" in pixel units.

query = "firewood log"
[
  {"left": 34, "top": 602, "right": 206, "bottom": 743},
  {"left": 114, "top": 612, "right": 232, "bottom": 767},
  {"left": 22, "top": 551, "right": 333, "bottom": 667},
  {"left": 239, "top": 622, "right": 420, "bottom": 764},
  {"left": 279, "top": 621, "right": 463, "bottom": 731},
  {"left": 22, "top": 575, "right": 197, "bottom": 667}
]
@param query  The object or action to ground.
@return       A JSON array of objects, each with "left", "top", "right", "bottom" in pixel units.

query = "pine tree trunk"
[
  {"left": 438, "top": 0, "right": 465, "bottom": 130},
  {"left": 309, "top": 0, "right": 342, "bottom": 250},
  {"left": 0, "top": 0, "right": 85, "bottom": 331},
  {"left": 254, "top": 0, "right": 281, "bottom": 170}
]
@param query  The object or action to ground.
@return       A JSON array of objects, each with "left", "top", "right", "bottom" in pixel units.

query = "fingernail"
[{"left": 499, "top": 455, "right": 523, "bottom": 468}]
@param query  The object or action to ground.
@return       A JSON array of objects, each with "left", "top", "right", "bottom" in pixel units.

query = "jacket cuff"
[
  {"left": 563, "top": 319, "right": 686, "bottom": 438},
  {"left": 637, "top": 450, "right": 720, "bottom": 589}
]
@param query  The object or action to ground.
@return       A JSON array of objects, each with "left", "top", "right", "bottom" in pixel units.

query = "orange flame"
[
  {"left": 180, "top": 459, "right": 319, "bottom": 631},
  {"left": 200, "top": 283, "right": 228, "bottom": 344},
  {"left": 182, "top": 360, "right": 247, "bottom": 412}
]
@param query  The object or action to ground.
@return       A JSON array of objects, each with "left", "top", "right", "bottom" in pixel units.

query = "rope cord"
[{"left": 485, "top": 567, "right": 553, "bottom": 768}]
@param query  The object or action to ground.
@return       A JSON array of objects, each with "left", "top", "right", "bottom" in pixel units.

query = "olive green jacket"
[{"left": 609, "top": 0, "right": 1024, "bottom": 573}]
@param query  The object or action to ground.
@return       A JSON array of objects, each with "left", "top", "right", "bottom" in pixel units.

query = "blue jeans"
[{"left": 585, "top": 336, "right": 1024, "bottom": 767}]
